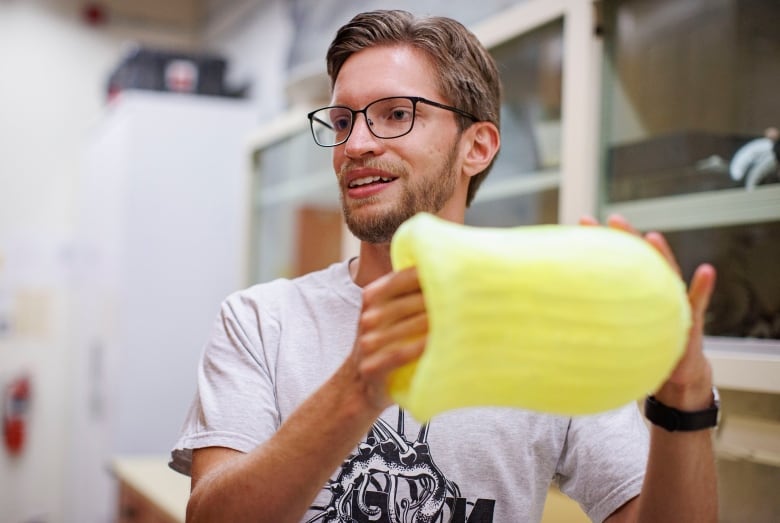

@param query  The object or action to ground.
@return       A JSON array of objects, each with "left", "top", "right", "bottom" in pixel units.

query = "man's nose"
[{"left": 344, "top": 112, "right": 381, "bottom": 156}]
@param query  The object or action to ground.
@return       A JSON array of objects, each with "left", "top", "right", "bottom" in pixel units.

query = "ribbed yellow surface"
[{"left": 389, "top": 213, "right": 691, "bottom": 421}]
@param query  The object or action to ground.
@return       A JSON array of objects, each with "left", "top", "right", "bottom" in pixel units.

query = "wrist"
[
  {"left": 654, "top": 381, "right": 713, "bottom": 411},
  {"left": 654, "top": 360, "right": 714, "bottom": 411},
  {"left": 645, "top": 386, "right": 720, "bottom": 432},
  {"left": 333, "top": 357, "right": 389, "bottom": 420}
]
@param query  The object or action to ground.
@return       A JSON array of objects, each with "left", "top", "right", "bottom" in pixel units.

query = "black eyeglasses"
[{"left": 307, "top": 96, "right": 478, "bottom": 147}]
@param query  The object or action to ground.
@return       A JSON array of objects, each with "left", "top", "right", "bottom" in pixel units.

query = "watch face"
[{"left": 712, "top": 388, "right": 721, "bottom": 427}]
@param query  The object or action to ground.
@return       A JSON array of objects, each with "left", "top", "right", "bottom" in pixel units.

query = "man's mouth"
[{"left": 348, "top": 175, "right": 396, "bottom": 188}]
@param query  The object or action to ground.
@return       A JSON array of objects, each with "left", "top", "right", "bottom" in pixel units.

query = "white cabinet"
[{"left": 71, "top": 90, "right": 253, "bottom": 522}]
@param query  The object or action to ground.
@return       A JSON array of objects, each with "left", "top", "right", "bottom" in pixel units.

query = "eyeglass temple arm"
[
  {"left": 417, "top": 98, "right": 478, "bottom": 122},
  {"left": 311, "top": 115, "right": 334, "bottom": 131}
]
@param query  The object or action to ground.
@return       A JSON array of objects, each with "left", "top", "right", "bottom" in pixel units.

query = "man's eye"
[
  {"left": 331, "top": 116, "right": 351, "bottom": 132},
  {"left": 389, "top": 108, "right": 412, "bottom": 121}
]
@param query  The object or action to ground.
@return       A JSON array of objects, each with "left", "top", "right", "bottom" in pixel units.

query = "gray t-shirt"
[{"left": 171, "top": 260, "right": 649, "bottom": 522}]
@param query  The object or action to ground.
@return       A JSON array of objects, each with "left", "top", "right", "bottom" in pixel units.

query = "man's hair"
[{"left": 326, "top": 10, "right": 502, "bottom": 206}]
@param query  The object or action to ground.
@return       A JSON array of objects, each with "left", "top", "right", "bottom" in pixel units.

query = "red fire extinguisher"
[{"left": 3, "top": 374, "right": 31, "bottom": 455}]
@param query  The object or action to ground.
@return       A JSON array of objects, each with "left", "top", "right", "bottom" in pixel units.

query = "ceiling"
[{"left": 93, "top": 0, "right": 251, "bottom": 31}]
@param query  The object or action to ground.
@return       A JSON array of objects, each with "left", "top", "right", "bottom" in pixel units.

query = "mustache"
[{"left": 338, "top": 158, "right": 408, "bottom": 180}]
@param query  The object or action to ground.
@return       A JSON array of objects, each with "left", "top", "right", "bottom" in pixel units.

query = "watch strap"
[{"left": 644, "top": 387, "right": 720, "bottom": 432}]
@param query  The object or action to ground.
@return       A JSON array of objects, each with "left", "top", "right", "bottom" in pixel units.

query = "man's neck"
[
  {"left": 349, "top": 241, "right": 394, "bottom": 287},
  {"left": 347, "top": 203, "right": 469, "bottom": 287}
]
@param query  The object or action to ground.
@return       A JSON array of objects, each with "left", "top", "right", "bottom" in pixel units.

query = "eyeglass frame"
[{"left": 307, "top": 96, "right": 479, "bottom": 147}]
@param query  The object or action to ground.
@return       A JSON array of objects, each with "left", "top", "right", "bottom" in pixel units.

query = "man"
[{"left": 171, "top": 10, "right": 718, "bottom": 522}]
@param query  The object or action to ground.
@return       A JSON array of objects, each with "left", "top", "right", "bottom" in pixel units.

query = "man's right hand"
[{"left": 350, "top": 266, "right": 428, "bottom": 410}]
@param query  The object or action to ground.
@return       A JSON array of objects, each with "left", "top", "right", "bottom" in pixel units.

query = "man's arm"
[
  {"left": 594, "top": 216, "right": 719, "bottom": 523},
  {"left": 185, "top": 268, "right": 426, "bottom": 523}
]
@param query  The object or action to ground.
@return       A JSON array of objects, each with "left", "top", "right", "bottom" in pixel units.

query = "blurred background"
[{"left": 0, "top": 0, "right": 778, "bottom": 522}]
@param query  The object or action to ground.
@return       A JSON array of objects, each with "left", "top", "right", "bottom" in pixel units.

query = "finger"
[
  {"left": 359, "top": 337, "right": 427, "bottom": 379},
  {"left": 675, "top": 264, "right": 716, "bottom": 368},
  {"left": 644, "top": 231, "right": 682, "bottom": 275},
  {"left": 358, "top": 311, "right": 428, "bottom": 355},
  {"left": 579, "top": 215, "right": 599, "bottom": 226},
  {"left": 657, "top": 264, "right": 716, "bottom": 396},
  {"left": 360, "top": 292, "right": 426, "bottom": 332},
  {"left": 688, "top": 263, "right": 717, "bottom": 319},
  {"left": 606, "top": 214, "right": 640, "bottom": 236},
  {"left": 363, "top": 267, "right": 421, "bottom": 307}
]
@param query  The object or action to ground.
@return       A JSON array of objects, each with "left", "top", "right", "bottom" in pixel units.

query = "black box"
[{"left": 106, "top": 45, "right": 242, "bottom": 100}]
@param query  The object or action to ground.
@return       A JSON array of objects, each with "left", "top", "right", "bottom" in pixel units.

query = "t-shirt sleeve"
[
  {"left": 555, "top": 402, "right": 649, "bottom": 522},
  {"left": 169, "top": 289, "right": 281, "bottom": 476}
]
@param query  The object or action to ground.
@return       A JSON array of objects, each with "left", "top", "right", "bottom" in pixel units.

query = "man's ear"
[{"left": 461, "top": 122, "right": 500, "bottom": 178}]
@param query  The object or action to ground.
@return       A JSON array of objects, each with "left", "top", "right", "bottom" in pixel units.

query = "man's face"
[{"left": 330, "top": 45, "right": 467, "bottom": 244}]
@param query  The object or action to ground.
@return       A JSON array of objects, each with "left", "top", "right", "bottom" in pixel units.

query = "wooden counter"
[{"left": 112, "top": 456, "right": 190, "bottom": 523}]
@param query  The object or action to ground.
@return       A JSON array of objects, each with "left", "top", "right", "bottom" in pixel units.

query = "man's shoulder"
[
  {"left": 290, "top": 259, "right": 353, "bottom": 288},
  {"left": 225, "top": 259, "right": 356, "bottom": 310}
]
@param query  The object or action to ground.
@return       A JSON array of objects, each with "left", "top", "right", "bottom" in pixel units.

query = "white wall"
[
  {"left": 0, "top": 4, "right": 120, "bottom": 522},
  {"left": 203, "top": 0, "right": 294, "bottom": 119},
  {"left": 0, "top": 0, "right": 198, "bottom": 239},
  {"left": 0, "top": 2, "right": 199, "bottom": 522}
]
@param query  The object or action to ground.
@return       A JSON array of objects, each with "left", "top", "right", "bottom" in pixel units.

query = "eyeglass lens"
[{"left": 310, "top": 97, "right": 416, "bottom": 146}]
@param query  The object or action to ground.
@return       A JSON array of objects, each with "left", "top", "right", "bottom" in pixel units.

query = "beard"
[{"left": 340, "top": 145, "right": 459, "bottom": 244}]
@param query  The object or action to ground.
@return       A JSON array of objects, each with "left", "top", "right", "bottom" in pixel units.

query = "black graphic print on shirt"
[{"left": 308, "top": 409, "right": 496, "bottom": 522}]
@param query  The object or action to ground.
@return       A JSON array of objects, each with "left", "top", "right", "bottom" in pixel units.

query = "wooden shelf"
[
  {"left": 705, "top": 337, "right": 780, "bottom": 394},
  {"left": 716, "top": 414, "right": 780, "bottom": 468},
  {"left": 474, "top": 169, "right": 561, "bottom": 203},
  {"left": 602, "top": 184, "right": 780, "bottom": 232}
]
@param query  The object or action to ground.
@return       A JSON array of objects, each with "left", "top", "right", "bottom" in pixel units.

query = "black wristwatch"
[{"left": 644, "top": 387, "right": 720, "bottom": 432}]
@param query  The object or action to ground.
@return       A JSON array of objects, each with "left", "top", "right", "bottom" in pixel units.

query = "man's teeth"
[{"left": 349, "top": 176, "right": 393, "bottom": 188}]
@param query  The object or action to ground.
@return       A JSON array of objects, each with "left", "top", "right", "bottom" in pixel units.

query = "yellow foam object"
[{"left": 389, "top": 213, "right": 691, "bottom": 421}]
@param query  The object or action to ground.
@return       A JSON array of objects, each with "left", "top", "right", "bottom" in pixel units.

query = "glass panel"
[
  {"left": 466, "top": 188, "right": 559, "bottom": 228},
  {"left": 254, "top": 201, "right": 296, "bottom": 282},
  {"left": 256, "top": 130, "right": 332, "bottom": 188},
  {"left": 664, "top": 221, "right": 780, "bottom": 340},
  {"left": 250, "top": 129, "right": 341, "bottom": 283},
  {"left": 466, "top": 18, "right": 563, "bottom": 228},
  {"left": 600, "top": 0, "right": 780, "bottom": 341},
  {"left": 601, "top": 0, "right": 780, "bottom": 203},
  {"left": 487, "top": 18, "right": 564, "bottom": 187}
]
